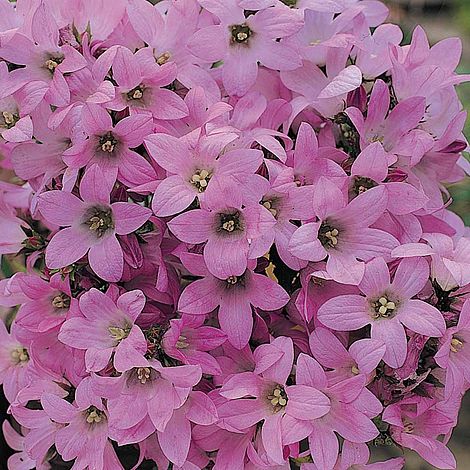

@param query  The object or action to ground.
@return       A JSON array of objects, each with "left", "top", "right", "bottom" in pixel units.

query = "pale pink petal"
[
  {"left": 359, "top": 257, "right": 391, "bottom": 297},
  {"left": 112, "top": 202, "right": 151, "bottom": 235},
  {"left": 88, "top": 235, "right": 123, "bottom": 282},
  {"left": 152, "top": 176, "right": 196, "bottom": 217},
  {"left": 399, "top": 299, "right": 445, "bottom": 337},
  {"left": 39, "top": 191, "right": 84, "bottom": 226},
  {"left": 178, "top": 277, "right": 220, "bottom": 315},
  {"left": 46, "top": 228, "right": 92, "bottom": 269},
  {"left": 204, "top": 237, "right": 249, "bottom": 279},
  {"left": 168, "top": 209, "right": 212, "bottom": 244},
  {"left": 286, "top": 385, "right": 330, "bottom": 420},
  {"left": 158, "top": 408, "right": 191, "bottom": 467},
  {"left": 391, "top": 257, "right": 429, "bottom": 299},
  {"left": 219, "top": 294, "right": 253, "bottom": 349},
  {"left": 370, "top": 318, "right": 407, "bottom": 368},
  {"left": 262, "top": 413, "right": 285, "bottom": 465},
  {"left": 317, "top": 295, "right": 370, "bottom": 331}
]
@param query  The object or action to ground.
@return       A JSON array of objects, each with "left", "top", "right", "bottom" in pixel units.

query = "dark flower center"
[
  {"left": 230, "top": 24, "right": 252, "bottom": 45},
  {"left": 51, "top": 293, "right": 71, "bottom": 309},
  {"left": 190, "top": 169, "right": 212, "bottom": 192},
  {"left": 1, "top": 111, "right": 19, "bottom": 129},
  {"left": 224, "top": 273, "right": 246, "bottom": 289},
  {"left": 318, "top": 221, "right": 340, "bottom": 248},
  {"left": 85, "top": 406, "right": 105, "bottom": 424},
  {"left": 216, "top": 211, "right": 244, "bottom": 234},
  {"left": 261, "top": 198, "right": 279, "bottom": 219},
  {"left": 126, "top": 85, "right": 145, "bottom": 101},
  {"left": 371, "top": 295, "right": 397, "bottom": 319},
  {"left": 353, "top": 176, "right": 377, "bottom": 195},
  {"left": 267, "top": 385, "right": 288, "bottom": 412},
  {"left": 98, "top": 132, "right": 118, "bottom": 154},
  {"left": 44, "top": 54, "right": 64, "bottom": 74},
  {"left": 83, "top": 206, "right": 114, "bottom": 238}
]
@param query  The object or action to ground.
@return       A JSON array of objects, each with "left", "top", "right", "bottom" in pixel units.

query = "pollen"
[
  {"left": 10, "top": 347, "right": 29, "bottom": 364},
  {"left": 108, "top": 326, "right": 130, "bottom": 341},
  {"left": 230, "top": 24, "right": 252, "bottom": 45},
  {"left": 45, "top": 59, "right": 59, "bottom": 71},
  {"left": 52, "top": 293, "right": 71, "bottom": 309},
  {"left": 86, "top": 407, "right": 104, "bottom": 424},
  {"left": 190, "top": 169, "right": 212, "bottom": 192},
  {"left": 267, "top": 385, "right": 288, "bottom": 412},
  {"left": 450, "top": 337, "right": 464, "bottom": 353},
  {"left": 156, "top": 51, "right": 171, "bottom": 65},
  {"left": 2, "top": 111, "right": 15, "bottom": 126},
  {"left": 84, "top": 206, "right": 115, "bottom": 238},
  {"left": 137, "top": 367, "right": 151, "bottom": 384},
  {"left": 176, "top": 335, "right": 189, "bottom": 349},
  {"left": 262, "top": 200, "right": 278, "bottom": 218},
  {"left": 351, "top": 365, "right": 360, "bottom": 375},
  {"left": 372, "top": 295, "right": 397, "bottom": 319},
  {"left": 319, "top": 222, "right": 340, "bottom": 248},
  {"left": 127, "top": 85, "right": 145, "bottom": 101},
  {"left": 99, "top": 132, "right": 118, "bottom": 153}
]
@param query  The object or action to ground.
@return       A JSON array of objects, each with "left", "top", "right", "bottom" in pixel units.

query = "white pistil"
[
  {"left": 324, "top": 228, "right": 339, "bottom": 246},
  {"left": 156, "top": 51, "right": 171, "bottom": 65},
  {"left": 132, "top": 89, "right": 143, "bottom": 99},
  {"left": 108, "top": 326, "right": 129, "bottom": 341},
  {"left": 89, "top": 216, "right": 105, "bottom": 231},
  {"left": 237, "top": 32, "right": 248, "bottom": 42},
  {"left": 262, "top": 201, "right": 277, "bottom": 218},
  {"left": 226, "top": 276, "right": 238, "bottom": 285},
  {"left": 86, "top": 409, "right": 102, "bottom": 424},
  {"left": 450, "top": 338, "right": 463, "bottom": 353},
  {"left": 137, "top": 367, "right": 151, "bottom": 384},
  {"left": 45, "top": 59, "right": 59, "bottom": 71},
  {"left": 2, "top": 111, "right": 15, "bottom": 125},
  {"left": 351, "top": 365, "right": 360, "bottom": 375},
  {"left": 268, "top": 386, "right": 288, "bottom": 410},
  {"left": 101, "top": 140, "right": 115, "bottom": 153},
  {"left": 11, "top": 347, "right": 29, "bottom": 363},
  {"left": 176, "top": 335, "right": 189, "bottom": 349},
  {"left": 222, "top": 220, "right": 235, "bottom": 232},
  {"left": 373, "top": 296, "right": 396, "bottom": 319}
]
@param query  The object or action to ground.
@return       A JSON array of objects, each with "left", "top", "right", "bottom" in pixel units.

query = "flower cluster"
[{"left": 0, "top": 0, "right": 469, "bottom": 469}]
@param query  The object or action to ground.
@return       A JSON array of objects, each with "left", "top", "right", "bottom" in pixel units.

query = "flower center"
[
  {"left": 450, "top": 336, "right": 464, "bottom": 353},
  {"left": 44, "top": 54, "right": 64, "bottom": 73},
  {"left": 351, "top": 364, "right": 360, "bottom": 375},
  {"left": 353, "top": 176, "right": 377, "bottom": 195},
  {"left": 85, "top": 406, "right": 105, "bottom": 424},
  {"left": 262, "top": 199, "right": 278, "bottom": 218},
  {"left": 319, "top": 222, "right": 340, "bottom": 248},
  {"left": 10, "top": 347, "right": 29, "bottom": 364},
  {"left": 230, "top": 24, "right": 252, "bottom": 45},
  {"left": 108, "top": 326, "right": 130, "bottom": 342},
  {"left": 83, "top": 206, "right": 115, "bottom": 238},
  {"left": 217, "top": 211, "right": 243, "bottom": 234},
  {"left": 175, "top": 335, "right": 189, "bottom": 349},
  {"left": 1, "top": 111, "right": 18, "bottom": 128},
  {"left": 51, "top": 293, "right": 71, "bottom": 309},
  {"left": 127, "top": 85, "right": 145, "bottom": 101},
  {"left": 190, "top": 169, "right": 212, "bottom": 192},
  {"left": 267, "top": 385, "right": 288, "bottom": 412},
  {"left": 403, "top": 421, "right": 414, "bottom": 434},
  {"left": 156, "top": 51, "right": 171, "bottom": 65},
  {"left": 99, "top": 132, "right": 118, "bottom": 154},
  {"left": 136, "top": 367, "right": 152, "bottom": 384},
  {"left": 371, "top": 296, "right": 397, "bottom": 319}
]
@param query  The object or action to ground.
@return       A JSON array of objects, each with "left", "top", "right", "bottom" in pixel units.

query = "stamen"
[
  {"left": 403, "top": 422, "right": 414, "bottom": 434},
  {"left": 319, "top": 222, "right": 340, "bottom": 248},
  {"left": 222, "top": 220, "right": 235, "bottom": 231},
  {"left": 137, "top": 367, "right": 151, "bottom": 384},
  {"left": 52, "top": 293, "right": 71, "bottom": 309},
  {"left": 190, "top": 169, "right": 212, "bottom": 192},
  {"left": 99, "top": 132, "right": 118, "bottom": 154},
  {"left": 83, "top": 206, "right": 115, "bottom": 238},
  {"left": 85, "top": 407, "right": 104, "bottom": 424},
  {"left": 230, "top": 24, "right": 252, "bottom": 45},
  {"left": 44, "top": 55, "right": 64, "bottom": 73},
  {"left": 353, "top": 176, "right": 377, "bottom": 195},
  {"left": 262, "top": 200, "right": 278, "bottom": 218},
  {"left": 127, "top": 85, "right": 145, "bottom": 101},
  {"left": 2, "top": 111, "right": 15, "bottom": 126},
  {"left": 175, "top": 335, "right": 189, "bottom": 349},
  {"left": 10, "top": 347, "right": 29, "bottom": 364},
  {"left": 351, "top": 365, "right": 360, "bottom": 375},
  {"left": 156, "top": 51, "right": 171, "bottom": 65},
  {"left": 108, "top": 326, "right": 130, "bottom": 341},
  {"left": 267, "top": 385, "right": 288, "bottom": 412},
  {"left": 371, "top": 295, "right": 397, "bottom": 319},
  {"left": 450, "top": 337, "right": 463, "bottom": 353},
  {"left": 217, "top": 211, "right": 243, "bottom": 234}
]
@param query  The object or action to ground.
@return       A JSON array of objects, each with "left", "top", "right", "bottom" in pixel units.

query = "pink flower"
[
  {"left": 383, "top": 396, "right": 457, "bottom": 469},
  {"left": 39, "top": 165, "right": 152, "bottom": 282},
  {"left": 15, "top": 273, "right": 74, "bottom": 334},
  {"left": 41, "top": 379, "right": 119, "bottom": 470},
  {"left": 289, "top": 179, "right": 399, "bottom": 285},
  {"left": 188, "top": 2, "right": 302, "bottom": 96},
  {"left": 63, "top": 103, "right": 156, "bottom": 188},
  {"left": 144, "top": 132, "right": 262, "bottom": 216},
  {"left": 218, "top": 337, "right": 330, "bottom": 464},
  {"left": 178, "top": 255, "right": 289, "bottom": 349},
  {"left": 294, "top": 353, "right": 380, "bottom": 469},
  {"left": 162, "top": 315, "right": 227, "bottom": 375},
  {"left": 168, "top": 182, "right": 276, "bottom": 280},
  {"left": 58, "top": 288, "right": 147, "bottom": 372},
  {"left": 95, "top": 45, "right": 189, "bottom": 119},
  {"left": 435, "top": 298, "right": 470, "bottom": 398},
  {"left": 317, "top": 257, "right": 446, "bottom": 367}
]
